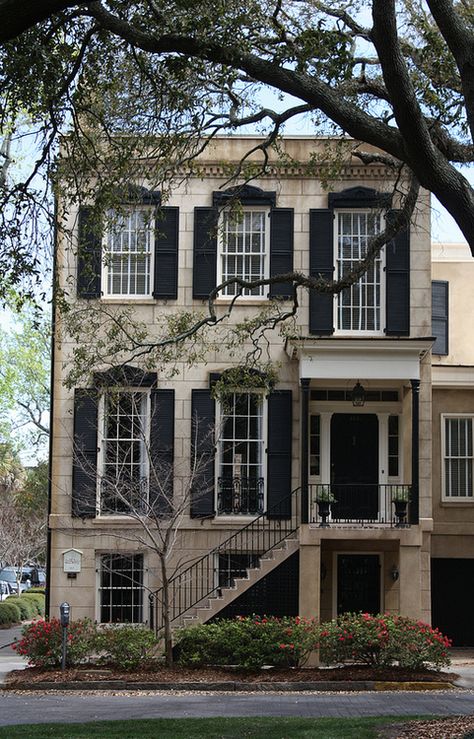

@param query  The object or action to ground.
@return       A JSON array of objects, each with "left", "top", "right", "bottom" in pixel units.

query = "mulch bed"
[{"left": 5, "top": 664, "right": 457, "bottom": 686}]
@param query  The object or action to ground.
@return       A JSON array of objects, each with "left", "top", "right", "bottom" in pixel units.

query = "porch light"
[
  {"left": 351, "top": 381, "right": 365, "bottom": 407},
  {"left": 390, "top": 564, "right": 399, "bottom": 582}
]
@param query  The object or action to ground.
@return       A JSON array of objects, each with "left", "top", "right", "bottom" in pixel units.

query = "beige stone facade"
[{"left": 49, "top": 136, "right": 441, "bottom": 636}]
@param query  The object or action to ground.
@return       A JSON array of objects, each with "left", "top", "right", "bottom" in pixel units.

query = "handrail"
[{"left": 149, "top": 485, "right": 301, "bottom": 633}]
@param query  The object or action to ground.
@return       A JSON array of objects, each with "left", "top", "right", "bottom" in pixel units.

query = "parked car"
[
  {"left": 0, "top": 567, "right": 26, "bottom": 594},
  {"left": 21, "top": 566, "right": 46, "bottom": 589},
  {"left": 0, "top": 580, "right": 14, "bottom": 601}
]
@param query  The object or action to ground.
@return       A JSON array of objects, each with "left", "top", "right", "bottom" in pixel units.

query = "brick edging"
[{"left": 2, "top": 680, "right": 456, "bottom": 692}]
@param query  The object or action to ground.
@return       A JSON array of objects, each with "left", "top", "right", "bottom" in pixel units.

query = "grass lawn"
[{"left": 0, "top": 716, "right": 428, "bottom": 738}]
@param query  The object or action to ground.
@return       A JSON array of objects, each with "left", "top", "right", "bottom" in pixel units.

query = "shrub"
[
  {"left": 175, "top": 616, "right": 318, "bottom": 670},
  {"left": 95, "top": 625, "right": 159, "bottom": 670},
  {"left": 22, "top": 592, "right": 45, "bottom": 616},
  {"left": 13, "top": 618, "right": 97, "bottom": 667},
  {"left": 0, "top": 601, "right": 21, "bottom": 626},
  {"left": 26, "top": 587, "right": 45, "bottom": 594},
  {"left": 317, "top": 612, "right": 451, "bottom": 670},
  {"left": 5, "top": 596, "right": 36, "bottom": 620}
]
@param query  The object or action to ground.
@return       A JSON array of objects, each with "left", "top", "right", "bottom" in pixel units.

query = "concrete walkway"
[{"left": 450, "top": 649, "right": 474, "bottom": 689}]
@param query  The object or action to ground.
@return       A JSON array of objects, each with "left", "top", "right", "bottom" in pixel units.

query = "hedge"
[{"left": 0, "top": 601, "right": 21, "bottom": 626}]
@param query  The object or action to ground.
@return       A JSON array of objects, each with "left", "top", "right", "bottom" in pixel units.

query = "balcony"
[
  {"left": 309, "top": 483, "right": 415, "bottom": 527},
  {"left": 217, "top": 477, "right": 265, "bottom": 516}
]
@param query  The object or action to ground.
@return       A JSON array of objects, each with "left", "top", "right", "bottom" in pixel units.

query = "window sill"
[
  {"left": 212, "top": 515, "right": 261, "bottom": 524},
  {"left": 100, "top": 298, "right": 158, "bottom": 305},
  {"left": 213, "top": 297, "right": 270, "bottom": 306},
  {"left": 440, "top": 499, "right": 474, "bottom": 505},
  {"left": 92, "top": 515, "right": 143, "bottom": 524}
]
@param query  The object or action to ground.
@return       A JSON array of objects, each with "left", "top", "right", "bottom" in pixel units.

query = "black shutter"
[
  {"left": 385, "top": 210, "right": 410, "bottom": 336},
  {"left": 432, "top": 281, "right": 449, "bottom": 355},
  {"left": 309, "top": 209, "right": 334, "bottom": 334},
  {"left": 77, "top": 207, "right": 102, "bottom": 298},
  {"left": 153, "top": 207, "right": 179, "bottom": 299},
  {"left": 190, "top": 389, "right": 215, "bottom": 517},
  {"left": 267, "top": 390, "right": 292, "bottom": 519},
  {"left": 193, "top": 208, "right": 218, "bottom": 299},
  {"left": 149, "top": 389, "right": 174, "bottom": 516},
  {"left": 72, "top": 389, "right": 98, "bottom": 517},
  {"left": 269, "top": 208, "right": 294, "bottom": 299}
]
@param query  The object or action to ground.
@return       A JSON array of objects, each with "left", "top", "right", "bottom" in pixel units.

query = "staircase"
[{"left": 149, "top": 487, "right": 301, "bottom": 633}]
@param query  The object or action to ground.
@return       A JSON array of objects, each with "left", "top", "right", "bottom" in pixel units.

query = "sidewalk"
[
  {"left": 0, "top": 625, "right": 26, "bottom": 685},
  {"left": 449, "top": 648, "right": 474, "bottom": 689}
]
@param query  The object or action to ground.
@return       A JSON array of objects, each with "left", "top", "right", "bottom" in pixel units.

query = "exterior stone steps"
[{"left": 179, "top": 536, "right": 299, "bottom": 629}]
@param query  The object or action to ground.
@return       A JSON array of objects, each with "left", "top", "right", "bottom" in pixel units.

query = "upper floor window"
[
  {"left": 216, "top": 392, "right": 265, "bottom": 514},
  {"left": 103, "top": 209, "right": 154, "bottom": 297},
  {"left": 99, "top": 389, "right": 149, "bottom": 514},
  {"left": 219, "top": 209, "right": 269, "bottom": 298},
  {"left": 335, "top": 211, "right": 384, "bottom": 333},
  {"left": 443, "top": 415, "right": 474, "bottom": 499}
]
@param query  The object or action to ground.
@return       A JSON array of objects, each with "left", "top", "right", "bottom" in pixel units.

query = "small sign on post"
[{"left": 59, "top": 602, "right": 70, "bottom": 671}]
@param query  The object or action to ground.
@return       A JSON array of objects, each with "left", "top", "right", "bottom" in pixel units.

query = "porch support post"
[
  {"left": 301, "top": 378, "right": 310, "bottom": 524},
  {"left": 410, "top": 379, "right": 420, "bottom": 524},
  {"left": 399, "top": 544, "right": 422, "bottom": 619},
  {"left": 299, "top": 542, "right": 321, "bottom": 664}
]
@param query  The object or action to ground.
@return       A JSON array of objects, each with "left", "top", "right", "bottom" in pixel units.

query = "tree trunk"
[{"left": 159, "top": 555, "right": 173, "bottom": 667}]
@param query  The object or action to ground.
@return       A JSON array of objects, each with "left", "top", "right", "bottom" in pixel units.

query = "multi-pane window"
[
  {"left": 336, "top": 211, "right": 383, "bottom": 332},
  {"left": 100, "top": 391, "right": 148, "bottom": 514},
  {"left": 444, "top": 416, "right": 474, "bottom": 498},
  {"left": 310, "top": 414, "right": 320, "bottom": 477},
  {"left": 217, "top": 393, "right": 265, "bottom": 514},
  {"left": 388, "top": 415, "right": 399, "bottom": 477},
  {"left": 99, "top": 553, "right": 144, "bottom": 623},
  {"left": 103, "top": 209, "right": 153, "bottom": 297},
  {"left": 220, "top": 210, "right": 268, "bottom": 297}
]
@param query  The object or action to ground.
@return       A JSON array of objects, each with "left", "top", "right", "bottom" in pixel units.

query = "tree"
[
  {"left": 0, "top": 307, "right": 50, "bottom": 457},
  {"left": 71, "top": 390, "right": 213, "bottom": 666},
  {"left": 0, "top": 443, "right": 47, "bottom": 578},
  {"left": 0, "top": 0, "right": 473, "bottom": 310}
]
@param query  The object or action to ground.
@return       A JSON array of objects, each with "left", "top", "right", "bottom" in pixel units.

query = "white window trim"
[
  {"left": 101, "top": 207, "right": 155, "bottom": 299},
  {"left": 96, "top": 388, "right": 151, "bottom": 517},
  {"left": 333, "top": 209, "right": 386, "bottom": 336},
  {"left": 216, "top": 206, "right": 270, "bottom": 301},
  {"left": 95, "top": 551, "right": 148, "bottom": 625},
  {"left": 215, "top": 391, "right": 268, "bottom": 516},
  {"left": 441, "top": 413, "right": 474, "bottom": 502}
]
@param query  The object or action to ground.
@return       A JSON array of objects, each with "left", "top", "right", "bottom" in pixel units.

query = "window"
[
  {"left": 217, "top": 393, "right": 265, "bottom": 514},
  {"left": 219, "top": 209, "right": 269, "bottom": 297},
  {"left": 444, "top": 416, "right": 474, "bottom": 499},
  {"left": 310, "top": 414, "right": 320, "bottom": 477},
  {"left": 99, "top": 553, "right": 144, "bottom": 623},
  {"left": 336, "top": 211, "right": 384, "bottom": 332},
  {"left": 432, "top": 281, "right": 449, "bottom": 355},
  {"left": 388, "top": 415, "right": 399, "bottom": 477},
  {"left": 103, "top": 209, "right": 154, "bottom": 297},
  {"left": 99, "top": 390, "right": 149, "bottom": 514}
]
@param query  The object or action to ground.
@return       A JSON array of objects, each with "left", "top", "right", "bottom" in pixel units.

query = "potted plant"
[
  {"left": 391, "top": 486, "right": 410, "bottom": 526},
  {"left": 315, "top": 486, "right": 336, "bottom": 528}
]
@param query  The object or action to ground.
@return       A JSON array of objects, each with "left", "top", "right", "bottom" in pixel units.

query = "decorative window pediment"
[
  {"left": 212, "top": 184, "right": 276, "bottom": 207},
  {"left": 328, "top": 187, "right": 391, "bottom": 209},
  {"left": 93, "top": 364, "right": 157, "bottom": 388}
]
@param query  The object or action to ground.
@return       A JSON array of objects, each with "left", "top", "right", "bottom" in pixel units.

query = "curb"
[{"left": 2, "top": 679, "right": 457, "bottom": 692}]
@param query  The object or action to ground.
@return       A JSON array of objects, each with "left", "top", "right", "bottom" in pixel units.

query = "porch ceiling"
[{"left": 287, "top": 338, "right": 433, "bottom": 381}]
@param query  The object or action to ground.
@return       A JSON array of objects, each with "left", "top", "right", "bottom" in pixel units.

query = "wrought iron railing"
[
  {"left": 217, "top": 476, "right": 264, "bottom": 515},
  {"left": 309, "top": 483, "right": 415, "bottom": 526},
  {"left": 149, "top": 486, "right": 301, "bottom": 633}
]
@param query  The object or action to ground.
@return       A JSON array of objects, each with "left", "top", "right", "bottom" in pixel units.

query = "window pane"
[
  {"left": 221, "top": 210, "right": 267, "bottom": 297},
  {"left": 337, "top": 211, "right": 382, "bottom": 332},
  {"left": 445, "top": 418, "right": 474, "bottom": 497},
  {"left": 104, "top": 209, "right": 153, "bottom": 297},
  {"left": 99, "top": 553, "right": 144, "bottom": 623}
]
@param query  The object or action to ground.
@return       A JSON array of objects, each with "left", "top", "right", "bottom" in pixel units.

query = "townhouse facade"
[{"left": 49, "top": 136, "right": 449, "bottom": 639}]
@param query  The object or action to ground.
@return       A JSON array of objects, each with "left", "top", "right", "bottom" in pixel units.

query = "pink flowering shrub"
[
  {"left": 12, "top": 618, "right": 97, "bottom": 668},
  {"left": 175, "top": 616, "right": 318, "bottom": 669},
  {"left": 317, "top": 612, "right": 451, "bottom": 670}
]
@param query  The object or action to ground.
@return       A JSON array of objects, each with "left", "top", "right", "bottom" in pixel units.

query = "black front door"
[
  {"left": 331, "top": 413, "right": 379, "bottom": 519},
  {"left": 337, "top": 554, "right": 381, "bottom": 615}
]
